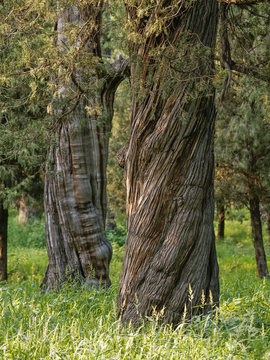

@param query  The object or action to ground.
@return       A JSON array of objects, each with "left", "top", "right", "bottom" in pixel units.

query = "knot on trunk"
[{"left": 117, "top": 142, "right": 129, "bottom": 168}]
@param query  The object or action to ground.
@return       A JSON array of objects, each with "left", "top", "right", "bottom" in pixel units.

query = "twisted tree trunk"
[
  {"left": 118, "top": 0, "right": 219, "bottom": 326},
  {"left": 42, "top": 4, "right": 128, "bottom": 289},
  {"left": 0, "top": 203, "right": 8, "bottom": 281}
]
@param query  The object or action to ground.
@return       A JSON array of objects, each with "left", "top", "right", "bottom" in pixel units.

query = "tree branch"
[
  {"left": 218, "top": 0, "right": 269, "bottom": 4},
  {"left": 230, "top": 63, "right": 270, "bottom": 83},
  {"left": 96, "top": 55, "right": 130, "bottom": 84},
  {"left": 111, "top": 55, "right": 130, "bottom": 82},
  {"left": 218, "top": 1, "right": 270, "bottom": 89},
  {"left": 102, "top": 55, "right": 130, "bottom": 94}
]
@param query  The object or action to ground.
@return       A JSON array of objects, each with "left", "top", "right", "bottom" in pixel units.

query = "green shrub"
[{"left": 106, "top": 224, "right": 126, "bottom": 247}]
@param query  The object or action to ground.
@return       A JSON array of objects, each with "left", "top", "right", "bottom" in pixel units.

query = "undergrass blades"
[{"left": 0, "top": 211, "right": 269, "bottom": 359}]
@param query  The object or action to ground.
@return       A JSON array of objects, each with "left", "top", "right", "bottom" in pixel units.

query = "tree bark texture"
[
  {"left": 118, "top": 0, "right": 219, "bottom": 326},
  {"left": 248, "top": 185, "right": 269, "bottom": 278},
  {"left": 42, "top": 4, "right": 127, "bottom": 289},
  {"left": 217, "top": 203, "right": 225, "bottom": 239},
  {"left": 0, "top": 203, "right": 8, "bottom": 281}
]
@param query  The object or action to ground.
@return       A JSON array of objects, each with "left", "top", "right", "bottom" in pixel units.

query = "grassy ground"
[{"left": 0, "top": 211, "right": 269, "bottom": 359}]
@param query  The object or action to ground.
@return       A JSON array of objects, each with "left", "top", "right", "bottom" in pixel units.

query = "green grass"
[{"left": 0, "top": 211, "right": 269, "bottom": 359}]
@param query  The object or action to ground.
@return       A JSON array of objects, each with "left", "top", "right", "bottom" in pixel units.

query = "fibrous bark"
[
  {"left": 42, "top": 4, "right": 128, "bottom": 289},
  {"left": 0, "top": 202, "right": 8, "bottom": 281},
  {"left": 118, "top": 0, "right": 219, "bottom": 326}
]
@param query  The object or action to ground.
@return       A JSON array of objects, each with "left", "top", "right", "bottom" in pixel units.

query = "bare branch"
[{"left": 101, "top": 55, "right": 130, "bottom": 94}]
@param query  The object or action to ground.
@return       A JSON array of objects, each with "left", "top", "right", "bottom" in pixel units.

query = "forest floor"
[{"left": 0, "top": 210, "right": 270, "bottom": 359}]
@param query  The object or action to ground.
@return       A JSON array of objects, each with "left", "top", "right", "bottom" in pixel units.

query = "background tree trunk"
[
  {"left": 18, "top": 194, "right": 30, "bottom": 225},
  {"left": 118, "top": 0, "right": 219, "bottom": 326},
  {"left": 0, "top": 203, "right": 8, "bottom": 281},
  {"left": 267, "top": 213, "right": 270, "bottom": 248},
  {"left": 217, "top": 203, "right": 225, "bottom": 239},
  {"left": 248, "top": 185, "right": 269, "bottom": 278},
  {"left": 42, "top": 4, "right": 127, "bottom": 289}
]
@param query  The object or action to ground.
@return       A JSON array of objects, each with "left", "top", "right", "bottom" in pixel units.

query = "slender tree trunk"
[
  {"left": 118, "top": 0, "right": 219, "bottom": 326},
  {"left": 217, "top": 203, "right": 225, "bottom": 239},
  {"left": 248, "top": 185, "right": 269, "bottom": 278},
  {"left": 18, "top": 194, "right": 30, "bottom": 225},
  {"left": 267, "top": 213, "right": 270, "bottom": 248},
  {"left": 42, "top": 4, "right": 128, "bottom": 289},
  {"left": 0, "top": 203, "right": 8, "bottom": 281}
]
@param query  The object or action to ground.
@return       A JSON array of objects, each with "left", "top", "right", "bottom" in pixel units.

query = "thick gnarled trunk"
[
  {"left": 118, "top": 0, "right": 219, "bottom": 326},
  {"left": 42, "top": 4, "right": 127, "bottom": 289},
  {"left": 43, "top": 108, "right": 112, "bottom": 288},
  {"left": 0, "top": 203, "right": 8, "bottom": 281},
  {"left": 248, "top": 185, "right": 269, "bottom": 278}
]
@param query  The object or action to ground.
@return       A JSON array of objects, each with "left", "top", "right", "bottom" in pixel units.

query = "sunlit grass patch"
[
  {"left": 0, "top": 278, "right": 269, "bottom": 359},
  {"left": 7, "top": 248, "right": 47, "bottom": 283},
  {"left": 0, "top": 211, "right": 269, "bottom": 359},
  {"left": 8, "top": 210, "right": 46, "bottom": 249}
]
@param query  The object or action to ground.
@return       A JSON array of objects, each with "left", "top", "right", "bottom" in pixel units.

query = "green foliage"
[
  {"left": 102, "top": 0, "right": 128, "bottom": 58},
  {"left": 1, "top": 212, "right": 270, "bottom": 359},
  {"left": 215, "top": 73, "right": 270, "bottom": 208},
  {"left": 215, "top": 5, "right": 270, "bottom": 210},
  {"left": 0, "top": 1, "right": 54, "bottom": 206},
  {"left": 106, "top": 225, "right": 126, "bottom": 247},
  {"left": 225, "top": 207, "right": 249, "bottom": 223},
  {"left": 0, "top": 0, "right": 130, "bottom": 211},
  {"left": 227, "top": 4, "right": 270, "bottom": 79}
]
